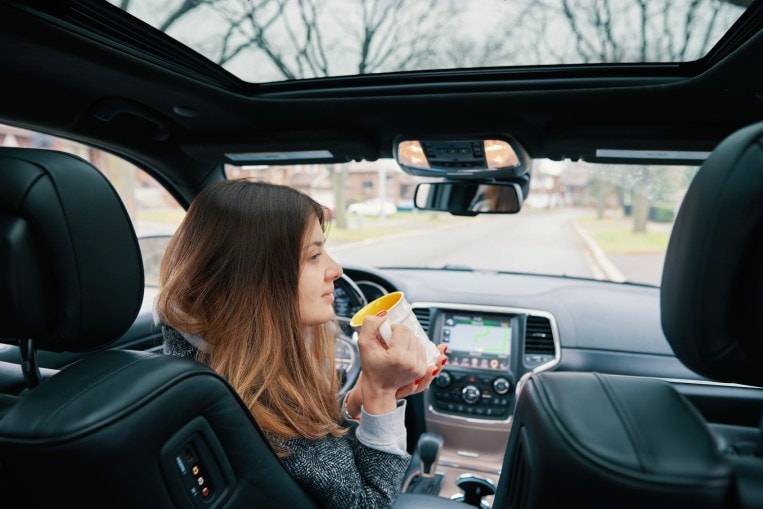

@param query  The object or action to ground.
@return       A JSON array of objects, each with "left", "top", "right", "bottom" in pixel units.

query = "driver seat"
[{"left": 0, "top": 147, "right": 463, "bottom": 508}]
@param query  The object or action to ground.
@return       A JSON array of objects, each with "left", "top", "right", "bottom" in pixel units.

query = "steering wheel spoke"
[
  {"left": 333, "top": 274, "right": 366, "bottom": 398},
  {"left": 336, "top": 326, "right": 360, "bottom": 397}
]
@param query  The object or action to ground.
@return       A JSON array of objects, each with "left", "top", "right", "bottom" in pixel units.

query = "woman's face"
[{"left": 298, "top": 217, "right": 342, "bottom": 325}]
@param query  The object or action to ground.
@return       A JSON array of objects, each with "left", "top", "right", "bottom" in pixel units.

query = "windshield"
[
  {"left": 226, "top": 159, "right": 697, "bottom": 286},
  {"left": 0, "top": 122, "right": 694, "bottom": 288}
]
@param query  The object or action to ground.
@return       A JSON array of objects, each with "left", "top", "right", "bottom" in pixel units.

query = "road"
[
  {"left": 133, "top": 206, "right": 665, "bottom": 287},
  {"left": 330, "top": 209, "right": 598, "bottom": 280}
]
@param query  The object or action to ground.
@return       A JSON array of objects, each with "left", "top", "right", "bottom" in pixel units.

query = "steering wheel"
[
  {"left": 334, "top": 274, "right": 367, "bottom": 398},
  {"left": 336, "top": 318, "right": 361, "bottom": 398}
]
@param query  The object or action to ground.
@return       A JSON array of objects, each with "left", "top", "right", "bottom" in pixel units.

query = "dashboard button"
[
  {"left": 461, "top": 385, "right": 481, "bottom": 404},
  {"left": 435, "top": 371, "right": 452, "bottom": 388},
  {"left": 493, "top": 377, "right": 511, "bottom": 395}
]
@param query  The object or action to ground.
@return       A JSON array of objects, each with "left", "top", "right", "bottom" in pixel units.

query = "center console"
[
  {"left": 430, "top": 311, "right": 514, "bottom": 421},
  {"left": 411, "top": 303, "right": 559, "bottom": 507}
]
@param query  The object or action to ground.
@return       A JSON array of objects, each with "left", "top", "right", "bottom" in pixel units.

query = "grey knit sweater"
[
  {"left": 270, "top": 428, "right": 411, "bottom": 507},
  {"left": 162, "top": 326, "right": 411, "bottom": 508}
]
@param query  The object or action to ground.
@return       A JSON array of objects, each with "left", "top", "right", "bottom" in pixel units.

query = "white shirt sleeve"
[{"left": 354, "top": 399, "right": 408, "bottom": 456}]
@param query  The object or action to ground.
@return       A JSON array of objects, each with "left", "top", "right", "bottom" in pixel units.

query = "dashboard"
[
  {"left": 332, "top": 265, "right": 565, "bottom": 490},
  {"left": 332, "top": 269, "right": 561, "bottom": 424},
  {"left": 336, "top": 263, "right": 695, "bottom": 382},
  {"left": 332, "top": 262, "right": 751, "bottom": 427},
  {"left": 331, "top": 263, "right": 763, "bottom": 501}
]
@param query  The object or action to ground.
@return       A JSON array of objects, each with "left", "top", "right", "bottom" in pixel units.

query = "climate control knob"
[
  {"left": 434, "top": 370, "right": 451, "bottom": 388},
  {"left": 493, "top": 377, "right": 511, "bottom": 395},
  {"left": 461, "top": 385, "right": 481, "bottom": 404}
]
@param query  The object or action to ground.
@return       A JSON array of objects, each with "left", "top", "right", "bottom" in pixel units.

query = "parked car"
[
  {"left": 1, "top": 0, "right": 762, "bottom": 508},
  {"left": 347, "top": 198, "right": 398, "bottom": 217},
  {"left": 395, "top": 199, "right": 415, "bottom": 212}
]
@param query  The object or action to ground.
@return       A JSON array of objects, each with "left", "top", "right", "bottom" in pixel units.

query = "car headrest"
[
  {"left": 661, "top": 120, "right": 763, "bottom": 387},
  {"left": 0, "top": 148, "right": 144, "bottom": 352}
]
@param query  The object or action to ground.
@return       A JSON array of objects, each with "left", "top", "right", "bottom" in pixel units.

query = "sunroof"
[{"left": 111, "top": 0, "right": 749, "bottom": 84}]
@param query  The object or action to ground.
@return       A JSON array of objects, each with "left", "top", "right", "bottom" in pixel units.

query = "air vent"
[
  {"left": 412, "top": 307, "right": 431, "bottom": 335},
  {"left": 524, "top": 315, "right": 554, "bottom": 355}
]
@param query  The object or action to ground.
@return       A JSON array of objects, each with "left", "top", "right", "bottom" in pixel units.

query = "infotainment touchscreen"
[{"left": 440, "top": 313, "right": 512, "bottom": 370}]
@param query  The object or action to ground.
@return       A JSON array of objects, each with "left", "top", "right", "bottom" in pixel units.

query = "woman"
[{"left": 155, "top": 180, "right": 446, "bottom": 508}]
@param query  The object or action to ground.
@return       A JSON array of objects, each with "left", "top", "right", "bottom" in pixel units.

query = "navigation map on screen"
[{"left": 441, "top": 314, "right": 511, "bottom": 370}]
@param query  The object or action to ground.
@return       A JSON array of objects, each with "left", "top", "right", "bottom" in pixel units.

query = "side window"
[{"left": 0, "top": 124, "right": 185, "bottom": 308}]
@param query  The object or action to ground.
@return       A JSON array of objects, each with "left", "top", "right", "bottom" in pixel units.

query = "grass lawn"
[
  {"left": 327, "top": 211, "right": 469, "bottom": 243},
  {"left": 577, "top": 215, "right": 671, "bottom": 254},
  {"left": 328, "top": 223, "right": 408, "bottom": 242},
  {"left": 134, "top": 208, "right": 466, "bottom": 244}
]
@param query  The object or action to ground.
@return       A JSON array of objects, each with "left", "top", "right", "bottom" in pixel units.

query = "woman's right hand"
[{"left": 356, "top": 315, "right": 428, "bottom": 415}]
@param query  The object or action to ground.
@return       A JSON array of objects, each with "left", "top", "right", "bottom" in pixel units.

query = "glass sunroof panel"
[{"left": 111, "top": 0, "right": 748, "bottom": 84}]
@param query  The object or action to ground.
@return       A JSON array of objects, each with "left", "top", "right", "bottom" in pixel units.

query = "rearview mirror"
[{"left": 414, "top": 181, "right": 523, "bottom": 216}]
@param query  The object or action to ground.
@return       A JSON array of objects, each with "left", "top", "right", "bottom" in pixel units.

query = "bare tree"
[
  {"left": 210, "top": 0, "right": 461, "bottom": 226},
  {"left": 126, "top": 0, "right": 467, "bottom": 226},
  {"left": 517, "top": 0, "right": 741, "bottom": 64},
  {"left": 520, "top": 0, "right": 743, "bottom": 231},
  {"left": 151, "top": 0, "right": 460, "bottom": 80}
]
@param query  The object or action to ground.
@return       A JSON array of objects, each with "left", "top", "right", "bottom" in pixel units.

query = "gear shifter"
[
  {"left": 418, "top": 432, "right": 443, "bottom": 477},
  {"left": 402, "top": 432, "right": 444, "bottom": 495}
]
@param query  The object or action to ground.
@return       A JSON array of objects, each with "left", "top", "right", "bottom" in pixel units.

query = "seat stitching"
[{"left": 595, "top": 373, "right": 653, "bottom": 473}]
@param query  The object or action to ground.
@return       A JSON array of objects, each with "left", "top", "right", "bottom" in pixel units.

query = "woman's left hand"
[
  {"left": 344, "top": 343, "right": 448, "bottom": 416},
  {"left": 394, "top": 343, "right": 448, "bottom": 399}
]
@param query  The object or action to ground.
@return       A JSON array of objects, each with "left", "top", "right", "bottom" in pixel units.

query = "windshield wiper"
[{"left": 441, "top": 264, "right": 474, "bottom": 271}]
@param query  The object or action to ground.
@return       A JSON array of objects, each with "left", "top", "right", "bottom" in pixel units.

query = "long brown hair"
[{"left": 156, "top": 180, "right": 344, "bottom": 453}]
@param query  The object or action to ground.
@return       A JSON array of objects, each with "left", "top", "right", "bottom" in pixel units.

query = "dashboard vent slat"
[
  {"left": 524, "top": 315, "right": 554, "bottom": 355},
  {"left": 412, "top": 308, "right": 431, "bottom": 336}
]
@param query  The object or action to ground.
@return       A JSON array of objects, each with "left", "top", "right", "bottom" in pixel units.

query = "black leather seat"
[
  {"left": 659, "top": 119, "right": 763, "bottom": 509},
  {"left": 494, "top": 372, "right": 732, "bottom": 509},
  {"left": 494, "top": 120, "right": 763, "bottom": 509},
  {"left": 0, "top": 147, "right": 464, "bottom": 508}
]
